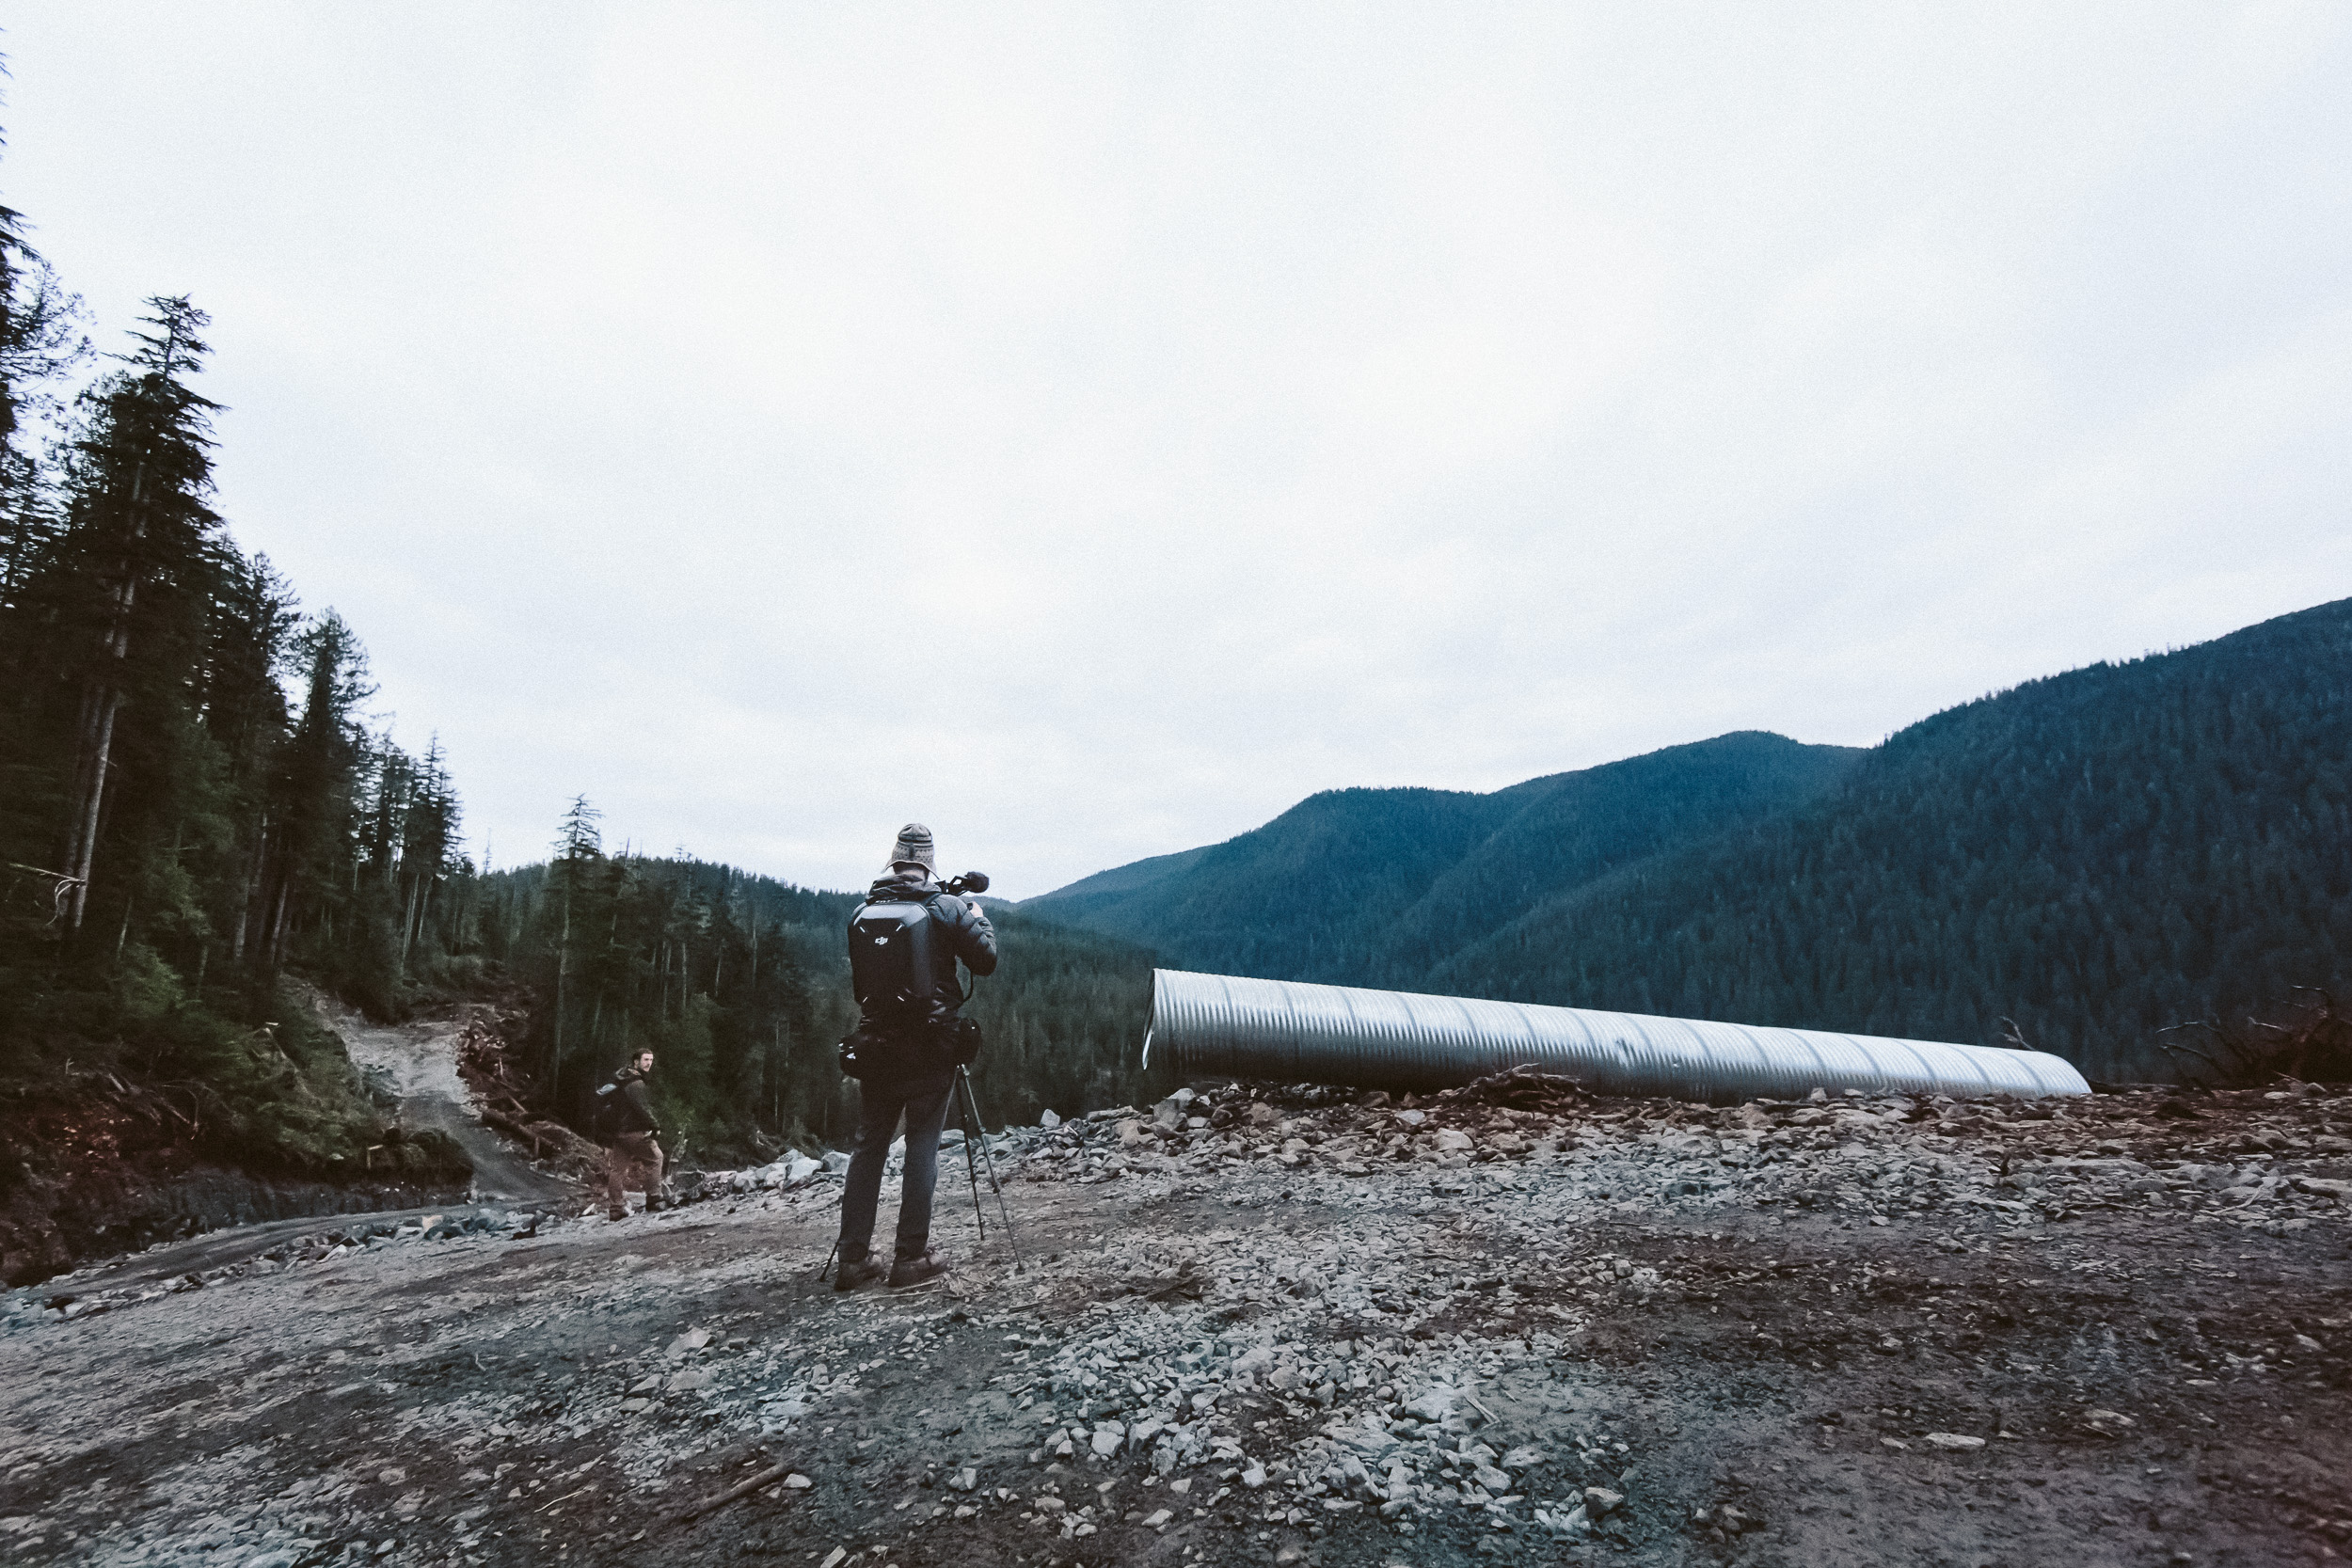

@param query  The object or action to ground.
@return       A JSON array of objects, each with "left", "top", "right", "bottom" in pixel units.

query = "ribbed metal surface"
[{"left": 1146, "top": 970, "right": 2088, "bottom": 1101}]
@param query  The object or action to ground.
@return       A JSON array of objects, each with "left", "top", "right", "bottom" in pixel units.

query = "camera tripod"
[{"left": 951, "top": 1063, "right": 1022, "bottom": 1272}]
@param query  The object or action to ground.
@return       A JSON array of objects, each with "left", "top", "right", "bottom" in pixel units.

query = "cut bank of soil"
[
  {"left": 2, "top": 1080, "right": 2347, "bottom": 1567},
  {"left": 0, "top": 994, "right": 565, "bottom": 1287}
]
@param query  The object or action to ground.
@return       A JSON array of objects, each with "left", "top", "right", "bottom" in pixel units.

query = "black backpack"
[
  {"left": 840, "top": 895, "right": 984, "bottom": 1077},
  {"left": 849, "top": 895, "right": 946, "bottom": 1013},
  {"left": 591, "top": 1075, "right": 626, "bottom": 1142}
]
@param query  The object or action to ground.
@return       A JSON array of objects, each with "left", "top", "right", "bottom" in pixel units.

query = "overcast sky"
[{"left": 9, "top": 5, "right": 2350, "bottom": 896}]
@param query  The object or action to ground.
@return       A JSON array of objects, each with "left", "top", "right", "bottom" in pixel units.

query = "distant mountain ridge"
[
  {"left": 1025, "top": 731, "right": 1864, "bottom": 985},
  {"left": 1026, "top": 597, "right": 2352, "bottom": 1080}
]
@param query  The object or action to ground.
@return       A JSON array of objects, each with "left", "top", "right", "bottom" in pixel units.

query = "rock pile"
[{"left": 995, "top": 1075, "right": 2352, "bottom": 1235}]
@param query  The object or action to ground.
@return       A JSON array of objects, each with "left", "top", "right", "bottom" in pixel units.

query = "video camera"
[{"left": 942, "top": 870, "right": 991, "bottom": 898}]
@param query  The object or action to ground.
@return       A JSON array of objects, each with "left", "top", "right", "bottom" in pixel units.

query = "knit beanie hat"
[{"left": 890, "top": 823, "right": 937, "bottom": 870}]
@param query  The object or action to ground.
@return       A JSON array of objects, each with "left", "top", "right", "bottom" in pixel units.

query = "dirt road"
[
  {"left": 2, "top": 1083, "right": 2347, "bottom": 1567},
  {"left": 329, "top": 1006, "right": 572, "bottom": 1208}
]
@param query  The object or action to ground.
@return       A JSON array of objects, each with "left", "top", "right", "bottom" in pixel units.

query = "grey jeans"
[{"left": 838, "top": 1070, "right": 956, "bottom": 1262}]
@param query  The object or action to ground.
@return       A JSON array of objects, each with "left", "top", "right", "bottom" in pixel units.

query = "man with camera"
[{"left": 834, "top": 823, "right": 996, "bottom": 1291}]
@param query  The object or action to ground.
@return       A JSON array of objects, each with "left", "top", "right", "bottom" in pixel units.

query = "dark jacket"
[
  {"left": 851, "top": 868, "right": 997, "bottom": 1031},
  {"left": 604, "top": 1067, "right": 659, "bottom": 1138}
]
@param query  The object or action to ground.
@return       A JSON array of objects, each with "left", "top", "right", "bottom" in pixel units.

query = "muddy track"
[
  {"left": 326, "top": 1005, "right": 573, "bottom": 1208},
  {"left": 1, "top": 1084, "right": 2346, "bottom": 1567}
]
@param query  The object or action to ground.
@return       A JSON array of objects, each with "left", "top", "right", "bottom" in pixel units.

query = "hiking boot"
[
  {"left": 833, "top": 1253, "right": 887, "bottom": 1292},
  {"left": 607, "top": 1207, "right": 628, "bottom": 1222},
  {"left": 889, "top": 1246, "right": 948, "bottom": 1291}
]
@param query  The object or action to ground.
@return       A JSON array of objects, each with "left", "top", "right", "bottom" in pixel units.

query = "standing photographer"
[{"left": 834, "top": 823, "right": 996, "bottom": 1291}]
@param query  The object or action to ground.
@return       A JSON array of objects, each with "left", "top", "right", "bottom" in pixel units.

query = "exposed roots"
[{"left": 2156, "top": 987, "right": 2352, "bottom": 1088}]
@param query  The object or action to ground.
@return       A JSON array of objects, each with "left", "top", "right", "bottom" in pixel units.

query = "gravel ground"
[{"left": 3, "top": 1069, "right": 2348, "bottom": 1567}]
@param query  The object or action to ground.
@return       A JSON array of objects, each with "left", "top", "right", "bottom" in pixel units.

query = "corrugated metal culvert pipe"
[{"left": 1144, "top": 970, "right": 2089, "bottom": 1101}]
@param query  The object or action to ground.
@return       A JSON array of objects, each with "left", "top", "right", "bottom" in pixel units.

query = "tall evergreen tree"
[
  {"left": 0, "top": 110, "right": 90, "bottom": 926},
  {"left": 0, "top": 133, "right": 86, "bottom": 486},
  {"left": 39, "top": 296, "right": 226, "bottom": 934},
  {"left": 548, "top": 794, "right": 604, "bottom": 1077},
  {"left": 247, "top": 611, "right": 370, "bottom": 974}
]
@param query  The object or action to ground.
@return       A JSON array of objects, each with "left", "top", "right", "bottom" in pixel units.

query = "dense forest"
[
  {"left": 470, "top": 817, "right": 1160, "bottom": 1160},
  {"left": 0, "top": 259, "right": 481, "bottom": 1177},
  {"left": 0, "top": 278, "right": 1154, "bottom": 1179},
  {"left": 1030, "top": 603, "right": 2352, "bottom": 1082},
  {"left": 1430, "top": 600, "right": 2352, "bottom": 1082}
]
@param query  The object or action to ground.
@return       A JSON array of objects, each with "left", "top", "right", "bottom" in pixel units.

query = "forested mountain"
[
  {"left": 1433, "top": 599, "right": 2352, "bottom": 1081},
  {"left": 1024, "top": 732, "right": 1863, "bottom": 984},
  {"left": 473, "top": 826, "right": 1158, "bottom": 1160},
  {"left": 1032, "top": 602, "right": 2352, "bottom": 1083}
]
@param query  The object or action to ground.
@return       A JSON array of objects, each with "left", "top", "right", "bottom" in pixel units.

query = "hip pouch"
[
  {"left": 836, "top": 1026, "right": 889, "bottom": 1080},
  {"left": 929, "top": 1014, "right": 984, "bottom": 1067},
  {"left": 838, "top": 1016, "right": 981, "bottom": 1079}
]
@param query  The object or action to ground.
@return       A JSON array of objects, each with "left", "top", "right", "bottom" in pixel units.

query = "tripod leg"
[
  {"left": 958, "top": 1066, "right": 999, "bottom": 1194},
  {"left": 955, "top": 1073, "right": 988, "bottom": 1242},
  {"left": 958, "top": 1066, "right": 1020, "bottom": 1272},
  {"left": 964, "top": 1137, "right": 987, "bottom": 1241}
]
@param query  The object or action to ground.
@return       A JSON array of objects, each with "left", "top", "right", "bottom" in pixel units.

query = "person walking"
[
  {"left": 596, "top": 1049, "right": 670, "bottom": 1221},
  {"left": 834, "top": 823, "right": 996, "bottom": 1290}
]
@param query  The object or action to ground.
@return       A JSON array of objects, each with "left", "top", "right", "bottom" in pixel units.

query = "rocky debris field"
[{"left": 3, "top": 1073, "right": 2349, "bottom": 1568}]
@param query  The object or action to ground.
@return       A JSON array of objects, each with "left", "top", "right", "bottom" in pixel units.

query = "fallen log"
[
  {"left": 673, "top": 1458, "right": 799, "bottom": 1526},
  {"left": 478, "top": 1106, "right": 546, "bottom": 1155}
]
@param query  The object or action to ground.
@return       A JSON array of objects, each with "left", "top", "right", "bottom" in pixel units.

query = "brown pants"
[{"left": 604, "top": 1132, "right": 666, "bottom": 1212}]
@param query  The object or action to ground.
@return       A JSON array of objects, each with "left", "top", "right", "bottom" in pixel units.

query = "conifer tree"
[
  {"left": 0, "top": 148, "right": 86, "bottom": 473},
  {"left": 247, "top": 611, "right": 371, "bottom": 974},
  {"left": 549, "top": 795, "right": 603, "bottom": 1074},
  {"left": 43, "top": 296, "right": 225, "bottom": 933},
  {"left": 0, "top": 112, "right": 90, "bottom": 928}
]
